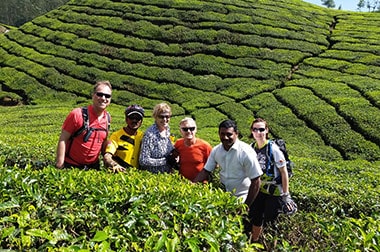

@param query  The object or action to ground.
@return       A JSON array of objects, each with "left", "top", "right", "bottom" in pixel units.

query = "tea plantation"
[{"left": 0, "top": 0, "right": 379, "bottom": 251}]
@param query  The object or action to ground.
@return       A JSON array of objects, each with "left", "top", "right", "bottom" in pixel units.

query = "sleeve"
[
  {"left": 272, "top": 144, "right": 286, "bottom": 169},
  {"left": 105, "top": 132, "right": 118, "bottom": 155},
  {"left": 243, "top": 146, "right": 263, "bottom": 179},
  {"left": 203, "top": 146, "right": 217, "bottom": 172},
  {"left": 62, "top": 108, "right": 82, "bottom": 135},
  {"left": 139, "top": 130, "right": 167, "bottom": 167}
]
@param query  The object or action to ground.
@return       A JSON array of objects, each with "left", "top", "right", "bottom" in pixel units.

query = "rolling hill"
[{"left": 1, "top": 0, "right": 379, "bottom": 163}]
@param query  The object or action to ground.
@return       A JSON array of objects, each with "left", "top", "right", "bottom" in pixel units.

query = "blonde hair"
[
  {"left": 179, "top": 117, "right": 196, "bottom": 127},
  {"left": 152, "top": 102, "right": 171, "bottom": 118},
  {"left": 93, "top": 80, "right": 112, "bottom": 93}
]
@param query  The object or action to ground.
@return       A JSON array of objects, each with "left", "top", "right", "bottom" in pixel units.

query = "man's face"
[
  {"left": 126, "top": 114, "right": 143, "bottom": 130},
  {"left": 92, "top": 84, "right": 111, "bottom": 110},
  {"left": 180, "top": 121, "right": 197, "bottom": 140},
  {"left": 219, "top": 127, "right": 237, "bottom": 151}
]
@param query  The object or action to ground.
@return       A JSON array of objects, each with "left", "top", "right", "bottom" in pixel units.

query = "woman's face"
[
  {"left": 155, "top": 110, "right": 171, "bottom": 130},
  {"left": 251, "top": 122, "right": 268, "bottom": 141}
]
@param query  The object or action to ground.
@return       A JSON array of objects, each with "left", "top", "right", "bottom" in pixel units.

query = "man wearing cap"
[{"left": 103, "top": 105, "right": 145, "bottom": 172}]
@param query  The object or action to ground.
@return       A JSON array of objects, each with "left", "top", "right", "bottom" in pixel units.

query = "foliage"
[{"left": 0, "top": 0, "right": 379, "bottom": 250}]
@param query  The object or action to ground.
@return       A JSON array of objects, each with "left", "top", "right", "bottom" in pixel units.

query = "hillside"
[
  {"left": 0, "top": 0, "right": 69, "bottom": 27},
  {"left": 1, "top": 0, "right": 379, "bottom": 163}
]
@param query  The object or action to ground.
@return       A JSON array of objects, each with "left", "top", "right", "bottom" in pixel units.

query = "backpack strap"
[
  {"left": 70, "top": 106, "right": 89, "bottom": 140},
  {"left": 266, "top": 140, "right": 275, "bottom": 177},
  {"left": 66, "top": 106, "right": 89, "bottom": 163}
]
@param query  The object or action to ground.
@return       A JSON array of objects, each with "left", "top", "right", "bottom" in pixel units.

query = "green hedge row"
[
  {"left": 332, "top": 42, "right": 380, "bottom": 55},
  {"left": 25, "top": 15, "right": 312, "bottom": 67},
  {"left": 242, "top": 92, "right": 342, "bottom": 161},
  {"left": 304, "top": 57, "right": 380, "bottom": 79},
  {"left": 0, "top": 166, "right": 252, "bottom": 251},
  {"left": 0, "top": 66, "right": 80, "bottom": 106},
  {"left": 292, "top": 66, "right": 380, "bottom": 107},
  {"left": 70, "top": 0, "right": 331, "bottom": 34},
  {"left": 320, "top": 49, "right": 380, "bottom": 65},
  {"left": 293, "top": 158, "right": 380, "bottom": 218},
  {"left": 0, "top": 39, "right": 93, "bottom": 97},
  {"left": 288, "top": 79, "right": 380, "bottom": 145},
  {"left": 42, "top": 8, "right": 325, "bottom": 55},
  {"left": 220, "top": 79, "right": 282, "bottom": 100},
  {"left": 274, "top": 86, "right": 380, "bottom": 161}
]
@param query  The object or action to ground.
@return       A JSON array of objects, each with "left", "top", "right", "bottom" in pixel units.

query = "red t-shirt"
[
  {"left": 174, "top": 138, "right": 212, "bottom": 181},
  {"left": 63, "top": 105, "right": 110, "bottom": 166}
]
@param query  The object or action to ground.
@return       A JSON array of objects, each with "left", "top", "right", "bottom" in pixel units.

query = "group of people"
[{"left": 55, "top": 81, "right": 296, "bottom": 242}]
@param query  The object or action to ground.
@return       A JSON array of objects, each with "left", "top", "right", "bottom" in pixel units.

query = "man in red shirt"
[
  {"left": 174, "top": 117, "right": 212, "bottom": 181},
  {"left": 55, "top": 80, "right": 112, "bottom": 170}
]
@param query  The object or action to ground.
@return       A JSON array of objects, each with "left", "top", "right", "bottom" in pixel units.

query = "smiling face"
[
  {"left": 153, "top": 103, "right": 172, "bottom": 131},
  {"left": 92, "top": 84, "right": 112, "bottom": 113},
  {"left": 219, "top": 127, "right": 237, "bottom": 151},
  {"left": 251, "top": 121, "right": 268, "bottom": 143},
  {"left": 155, "top": 111, "right": 171, "bottom": 131},
  {"left": 179, "top": 118, "right": 197, "bottom": 142},
  {"left": 126, "top": 114, "right": 143, "bottom": 131}
]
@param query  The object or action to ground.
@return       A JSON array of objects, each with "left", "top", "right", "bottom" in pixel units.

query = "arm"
[
  {"left": 244, "top": 176, "right": 261, "bottom": 206},
  {"left": 279, "top": 166, "right": 289, "bottom": 194},
  {"left": 55, "top": 129, "right": 71, "bottom": 169}
]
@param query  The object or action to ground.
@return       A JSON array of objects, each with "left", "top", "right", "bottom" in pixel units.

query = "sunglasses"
[
  {"left": 252, "top": 127, "right": 266, "bottom": 132},
  {"left": 158, "top": 115, "right": 171, "bottom": 119},
  {"left": 181, "top": 127, "right": 195, "bottom": 132},
  {"left": 127, "top": 115, "right": 142, "bottom": 120},
  {"left": 95, "top": 92, "right": 111, "bottom": 99}
]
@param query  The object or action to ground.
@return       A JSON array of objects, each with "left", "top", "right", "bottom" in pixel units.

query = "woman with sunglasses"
[
  {"left": 249, "top": 118, "right": 294, "bottom": 242},
  {"left": 139, "top": 102, "right": 175, "bottom": 173},
  {"left": 174, "top": 117, "right": 212, "bottom": 182}
]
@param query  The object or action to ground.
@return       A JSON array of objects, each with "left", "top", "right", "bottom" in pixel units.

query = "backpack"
[
  {"left": 66, "top": 106, "right": 110, "bottom": 160},
  {"left": 252, "top": 138, "right": 294, "bottom": 184},
  {"left": 70, "top": 106, "right": 111, "bottom": 142},
  {"left": 266, "top": 139, "right": 294, "bottom": 183}
]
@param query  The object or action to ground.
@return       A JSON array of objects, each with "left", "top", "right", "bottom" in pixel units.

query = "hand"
[
  {"left": 110, "top": 164, "right": 126, "bottom": 173},
  {"left": 281, "top": 193, "right": 297, "bottom": 215}
]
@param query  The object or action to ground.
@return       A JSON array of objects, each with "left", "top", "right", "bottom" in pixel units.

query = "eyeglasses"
[
  {"left": 252, "top": 127, "right": 266, "bottom": 132},
  {"left": 158, "top": 115, "right": 171, "bottom": 119},
  {"left": 127, "top": 115, "right": 142, "bottom": 120},
  {"left": 95, "top": 92, "right": 111, "bottom": 99},
  {"left": 181, "top": 127, "right": 195, "bottom": 132}
]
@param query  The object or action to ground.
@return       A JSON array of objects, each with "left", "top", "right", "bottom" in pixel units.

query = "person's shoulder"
[
  {"left": 236, "top": 139, "right": 255, "bottom": 151},
  {"left": 111, "top": 127, "right": 125, "bottom": 135},
  {"left": 197, "top": 138, "right": 211, "bottom": 145},
  {"left": 197, "top": 138, "right": 213, "bottom": 149},
  {"left": 212, "top": 143, "right": 223, "bottom": 151},
  {"left": 174, "top": 138, "right": 184, "bottom": 146},
  {"left": 143, "top": 124, "right": 157, "bottom": 135},
  {"left": 136, "top": 129, "right": 144, "bottom": 137}
]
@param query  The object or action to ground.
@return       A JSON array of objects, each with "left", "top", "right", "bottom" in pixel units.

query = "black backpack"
[
  {"left": 266, "top": 139, "right": 294, "bottom": 183},
  {"left": 66, "top": 106, "right": 110, "bottom": 160},
  {"left": 70, "top": 106, "right": 111, "bottom": 142}
]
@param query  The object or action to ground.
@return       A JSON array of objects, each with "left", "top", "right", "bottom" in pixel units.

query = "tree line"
[{"left": 321, "top": 0, "right": 380, "bottom": 11}]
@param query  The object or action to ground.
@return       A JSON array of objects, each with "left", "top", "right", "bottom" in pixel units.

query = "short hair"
[
  {"left": 93, "top": 80, "right": 112, "bottom": 93},
  {"left": 152, "top": 102, "right": 171, "bottom": 118},
  {"left": 219, "top": 119, "right": 238, "bottom": 133},
  {"left": 179, "top": 117, "right": 196, "bottom": 127}
]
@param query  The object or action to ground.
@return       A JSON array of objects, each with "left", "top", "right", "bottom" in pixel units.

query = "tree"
[
  {"left": 321, "top": 0, "right": 336, "bottom": 8},
  {"left": 357, "top": 0, "right": 380, "bottom": 11}
]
